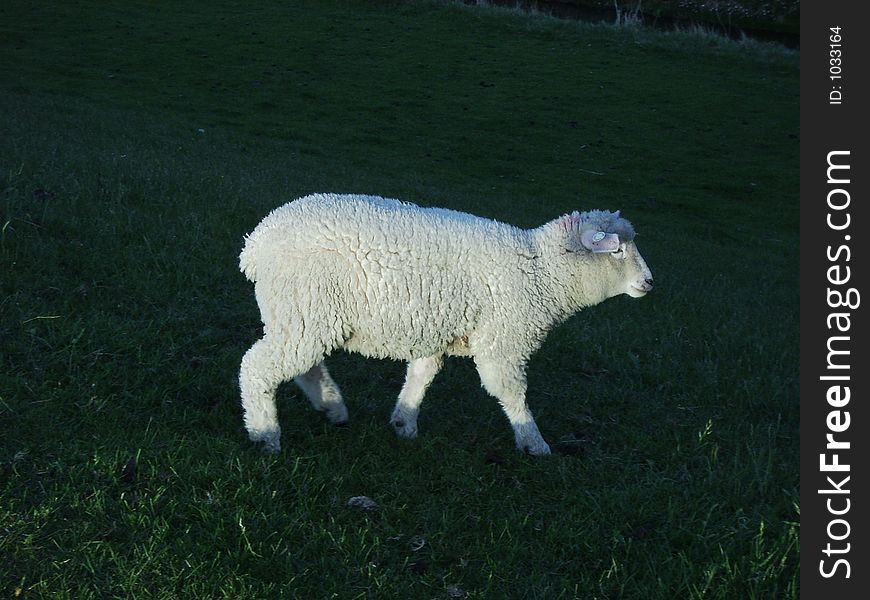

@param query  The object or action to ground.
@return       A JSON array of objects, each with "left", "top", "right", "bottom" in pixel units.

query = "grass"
[{"left": 0, "top": 1, "right": 799, "bottom": 598}]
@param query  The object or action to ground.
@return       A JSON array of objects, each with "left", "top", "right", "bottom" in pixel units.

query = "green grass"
[{"left": 1, "top": 1, "right": 798, "bottom": 598}]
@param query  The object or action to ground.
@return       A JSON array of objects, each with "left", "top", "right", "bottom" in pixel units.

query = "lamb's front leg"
[
  {"left": 474, "top": 357, "right": 551, "bottom": 456},
  {"left": 390, "top": 355, "right": 443, "bottom": 438}
]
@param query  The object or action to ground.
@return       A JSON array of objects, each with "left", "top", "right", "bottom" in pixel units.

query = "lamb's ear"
[
  {"left": 557, "top": 212, "right": 585, "bottom": 251},
  {"left": 613, "top": 210, "right": 621, "bottom": 219},
  {"left": 580, "top": 230, "right": 620, "bottom": 253},
  {"left": 558, "top": 211, "right": 583, "bottom": 231}
]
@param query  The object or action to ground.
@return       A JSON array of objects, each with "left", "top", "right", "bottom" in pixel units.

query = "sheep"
[{"left": 238, "top": 193, "right": 653, "bottom": 455}]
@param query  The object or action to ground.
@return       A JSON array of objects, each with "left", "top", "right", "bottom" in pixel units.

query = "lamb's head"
[{"left": 553, "top": 209, "right": 654, "bottom": 301}]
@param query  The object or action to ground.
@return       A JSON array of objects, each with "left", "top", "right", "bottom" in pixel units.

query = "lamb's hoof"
[
  {"left": 390, "top": 418, "right": 418, "bottom": 439},
  {"left": 520, "top": 440, "right": 551, "bottom": 456},
  {"left": 249, "top": 430, "right": 281, "bottom": 453},
  {"left": 324, "top": 404, "right": 349, "bottom": 425}
]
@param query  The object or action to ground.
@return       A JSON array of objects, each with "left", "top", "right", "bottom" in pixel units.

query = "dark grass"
[{"left": 1, "top": 1, "right": 798, "bottom": 598}]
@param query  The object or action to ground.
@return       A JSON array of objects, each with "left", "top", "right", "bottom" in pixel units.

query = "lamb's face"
[
  {"left": 553, "top": 209, "right": 653, "bottom": 302},
  {"left": 609, "top": 241, "right": 654, "bottom": 298}
]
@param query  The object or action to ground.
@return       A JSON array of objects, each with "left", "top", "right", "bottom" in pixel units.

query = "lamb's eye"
[{"left": 612, "top": 247, "right": 625, "bottom": 258}]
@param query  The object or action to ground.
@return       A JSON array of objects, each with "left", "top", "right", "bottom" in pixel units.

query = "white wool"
[{"left": 238, "top": 193, "right": 653, "bottom": 455}]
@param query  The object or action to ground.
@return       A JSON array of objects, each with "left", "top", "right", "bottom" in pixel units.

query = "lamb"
[{"left": 238, "top": 193, "right": 653, "bottom": 455}]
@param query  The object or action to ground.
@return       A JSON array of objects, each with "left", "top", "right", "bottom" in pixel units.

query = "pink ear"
[
  {"left": 559, "top": 212, "right": 583, "bottom": 230},
  {"left": 580, "top": 230, "right": 620, "bottom": 252}
]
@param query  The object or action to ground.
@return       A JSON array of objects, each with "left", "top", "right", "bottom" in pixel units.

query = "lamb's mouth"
[{"left": 629, "top": 286, "right": 651, "bottom": 297}]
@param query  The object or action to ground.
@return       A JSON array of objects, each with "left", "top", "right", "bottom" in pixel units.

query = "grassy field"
[{"left": 1, "top": 1, "right": 799, "bottom": 598}]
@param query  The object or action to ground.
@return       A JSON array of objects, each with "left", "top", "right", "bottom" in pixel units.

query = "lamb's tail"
[{"left": 238, "top": 234, "right": 259, "bottom": 282}]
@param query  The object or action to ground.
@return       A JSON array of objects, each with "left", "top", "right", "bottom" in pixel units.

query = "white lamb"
[{"left": 238, "top": 193, "right": 653, "bottom": 455}]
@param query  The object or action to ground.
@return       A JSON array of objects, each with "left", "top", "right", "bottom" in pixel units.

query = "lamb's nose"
[{"left": 642, "top": 278, "right": 654, "bottom": 291}]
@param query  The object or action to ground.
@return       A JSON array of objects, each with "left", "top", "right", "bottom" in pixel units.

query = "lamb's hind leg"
[
  {"left": 390, "top": 355, "right": 443, "bottom": 438},
  {"left": 294, "top": 362, "right": 348, "bottom": 425},
  {"left": 239, "top": 337, "right": 290, "bottom": 453},
  {"left": 239, "top": 334, "right": 329, "bottom": 453}
]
